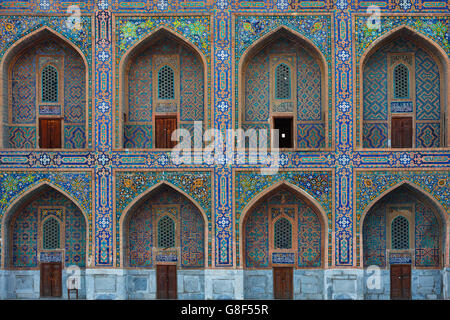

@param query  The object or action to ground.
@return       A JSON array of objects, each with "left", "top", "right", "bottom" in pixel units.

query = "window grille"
[
  {"left": 43, "top": 217, "right": 61, "bottom": 250},
  {"left": 274, "top": 218, "right": 292, "bottom": 249},
  {"left": 158, "top": 216, "right": 175, "bottom": 248},
  {"left": 394, "top": 64, "right": 409, "bottom": 99},
  {"left": 158, "top": 65, "right": 175, "bottom": 100},
  {"left": 275, "top": 64, "right": 291, "bottom": 99},
  {"left": 41, "top": 65, "right": 58, "bottom": 103},
  {"left": 391, "top": 216, "right": 409, "bottom": 250}
]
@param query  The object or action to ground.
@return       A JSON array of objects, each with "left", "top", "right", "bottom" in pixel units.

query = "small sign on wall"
[
  {"left": 272, "top": 252, "right": 295, "bottom": 264},
  {"left": 39, "top": 251, "right": 63, "bottom": 263},
  {"left": 39, "top": 105, "right": 61, "bottom": 116},
  {"left": 391, "top": 101, "right": 413, "bottom": 113},
  {"left": 389, "top": 252, "right": 412, "bottom": 264}
]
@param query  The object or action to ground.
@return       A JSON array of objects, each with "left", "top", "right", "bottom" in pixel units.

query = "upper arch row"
[{"left": 0, "top": 24, "right": 448, "bottom": 150}]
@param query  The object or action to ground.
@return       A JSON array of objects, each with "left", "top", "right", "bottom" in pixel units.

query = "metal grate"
[
  {"left": 394, "top": 64, "right": 409, "bottom": 99},
  {"left": 274, "top": 218, "right": 292, "bottom": 249},
  {"left": 41, "top": 65, "right": 58, "bottom": 103},
  {"left": 158, "top": 215, "right": 175, "bottom": 248},
  {"left": 275, "top": 64, "right": 291, "bottom": 99},
  {"left": 158, "top": 65, "right": 175, "bottom": 100},
  {"left": 392, "top": 216, "right": 409, "bottom": 250},
  {"left": 43, "top": 217, "right": 61, "bottom": 250}
]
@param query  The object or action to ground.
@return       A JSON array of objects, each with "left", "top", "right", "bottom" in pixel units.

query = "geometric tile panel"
[
  {"left": 8, "top": 126, "right": 36, "bottom": 149},
  {"left": 416, "top": 122, "right": 440, "bottom": 148},
  {"left": 415, "top": 49, "right": 440, "bottom": 121},
  {"left": 297, "top": 124, "right": 325, "bottom": 149},
  {"left": 363, "top": 123, "right": 388, "bottom": 148},
  {"left": 124, "top": 125, "right": 152, "bottom": 149},
  {"left": 64, "top": 125, "right": 86, "bottom": 149}
]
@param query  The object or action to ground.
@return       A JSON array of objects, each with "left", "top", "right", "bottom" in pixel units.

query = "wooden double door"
[
  {"left": 273, "top": 267, "right": 293, "bottom": 299},
  {"left": 155, "top": 116, "right": 177, "bottom": 149},
  {"left": 40, "top": 262, "right": 62, "bottom": 297},
  {"left": 39, "top": 118, "right": 62, "bottom": 149},
  {"left": 390, "top": 264, "right": 411, "bottom": 300},
  {"left": 156, "top": 265, "right": 177, "bottom": 299}
]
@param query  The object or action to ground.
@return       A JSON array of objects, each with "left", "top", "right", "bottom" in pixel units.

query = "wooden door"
[
  {"left": 390, "top": 264, "right": 411, "bottom": 300},
  {"left": 39, "top": 118, "right": 62, "bottom": 148},
  {"left": 156, "top": 265, "right": 177, "bottom": 299},
  {"left": 40, "top": 262, "right": 62, "bottom": 297},
  {"left": 155, "top": 116, "right": 177, "bottom": 149},
  {"left": 273, "top": 267, "right": 293, "bottom": 299},
  {"left": 391, "top": 117, "right": 412, "bottom": 148}
]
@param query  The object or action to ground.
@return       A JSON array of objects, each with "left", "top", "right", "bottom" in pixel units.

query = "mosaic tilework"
[
  {"left": 115, "top": 170, "right": 212, "bottom": 267},
  {"left": 362, "top": 188, "right": 441, "bottom": 268},
  {"left": 11, "top": 188, "right": 86, "bottom": 268},
  {"left": 356, "top": 170, "right": 449, "bottom": 266},
  {"left": 115, "top": 15, "right": 211, "bottom": 148},
  {"left": 0, "top": 171, "right": 92, "bottom": 260},
  {"left": 0, "top": 3, "right": 448, "bottom": 272},
  {"left": 125, "top": 186, "right": 204, "bottom": 268},
  {"left": 362, "top": 37, "right": 442, "bottom": 148},
  {"left": 243, "top": 37, "right": 323, "bottom": 148},
  {"left": 244, "top": 188, "right": 322, "bottom": 268},
  {"left": 235, "top": 170, "right": 331, "bottom": 267},
  {"left": 235, "top": 15, "right": 332, "bottom": 148},
  {"left": 244, "top": 203, "right": 269, "bottom": 268},
  {"left": 0, "top": 15, "right": 93, "bottom": 147},
  {"left": 125, "top": 37, "right": 204, "bottom": 148},
  {"left": 355, "top": 15, "right": 449, "bottom": 147},
  {"left": 415, "top": 201, "right": 441, "bottom": 267}
]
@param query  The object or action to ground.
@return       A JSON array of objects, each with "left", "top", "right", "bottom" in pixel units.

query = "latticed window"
[
  {"left": 43, "top": 217, "right": 61, "bottom": 250},
  {"left": 158, "top": 216, "right": 175, "bottom": 248},
  {"left": 41, "top": 65, "right": 58, "bottom": 103},
  {"left": 275, "top": 64, "right": 291, "bottom": 99},
  {"left": 391, "top": 216, "right": 409, "bottom": 250},
  {"left": 158, "top": 65, "right": 175, "bottom": 100},
  {"left": 394, "top": 64, "right": 409, "bottom": 99},
  {"left": 274, "top": 218, "right": 292, "bottom": 249}
]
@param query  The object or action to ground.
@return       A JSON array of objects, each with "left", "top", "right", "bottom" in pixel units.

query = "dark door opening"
[
  {"left": 390, "top": 264, "right": 411, "bottom": 300},
  {"left": 40, "top": 262, "right": 62, "bottom": 297},
  {"left": 39, "top": 118, "right": 62, "bottom": 149},
  {"left": 155, "top": 116, "right": 177, "bottom": 149},
  {"left": 156, "top": 264, "right": 177, "bottom": 299},
  {"left": 391, "top": 117, "right": 412, "bottom": 148},
  {"left": 273, "top": 117, "right": 293, "bottom": 148},
  {"left": 273, "top": 267, "right": 293, "bottom": 299}
]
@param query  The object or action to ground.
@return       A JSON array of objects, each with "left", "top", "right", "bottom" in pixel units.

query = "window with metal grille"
[
  {"left": 391, "top": 216, "right": 409, "bottom": 250},
  {"left": 41, "top": 65, "right": 58, "bottom": 103},
  {"left": 158, "top": 216, "right": 175, "bottom": 248},
  {"left": 43, "top": 217, "right": 61, "bottom": 250},
  {"left": 394, "top": 64, "right": 409, "bottom": 99},
  {"left": 274, "top": 218, "right": 292, "bottom": 249},
  {"left": 158, "top": 65, "right": 175, "bottom": 100},
  {"left": 275, "top": 64, "right": 291, "bottom": 99}
]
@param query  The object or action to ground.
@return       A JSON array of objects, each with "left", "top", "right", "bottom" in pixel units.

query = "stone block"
[{"left": 94, "top": 275, "right": 116, "bottom": 292}]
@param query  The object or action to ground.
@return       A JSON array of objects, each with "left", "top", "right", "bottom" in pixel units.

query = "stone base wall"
[
  {"left": 364, "top": 268, "right": 444, "bottom": 300},
  {"left": 0, "top": 269, "right": 87, "bottom": 299},
  {"left": 0, "top": 268, "right": 448, "bottom": 299}
]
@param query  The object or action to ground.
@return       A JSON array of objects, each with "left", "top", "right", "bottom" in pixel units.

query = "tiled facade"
[{"left": 0, "top": 0, "right": 448, "bottom": 300}]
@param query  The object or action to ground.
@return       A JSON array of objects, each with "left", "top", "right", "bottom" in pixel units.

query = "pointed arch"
[
  {"left": 359, "top": 25, "right": 449, "bottom": 148},
  {"left": 237, "top": 25, "right": 329, "bottom": 149},
  {"left": 0, "top": 26, "right": 89, "bottom": 149},
  {"left": 117, "top": 26, "right": 208, "bottom": 148},
  {"left": 359, "top": 180, "right": 448, "bottom": 268},
  {"left": 118, "top": 180, "right": 209, "bottom": 267},
  {"left": 239, "top": 180, "right": 329, "bottom": 268},
  {"left": 1, "top": 181, "right": 89, "bottom": 268}
]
